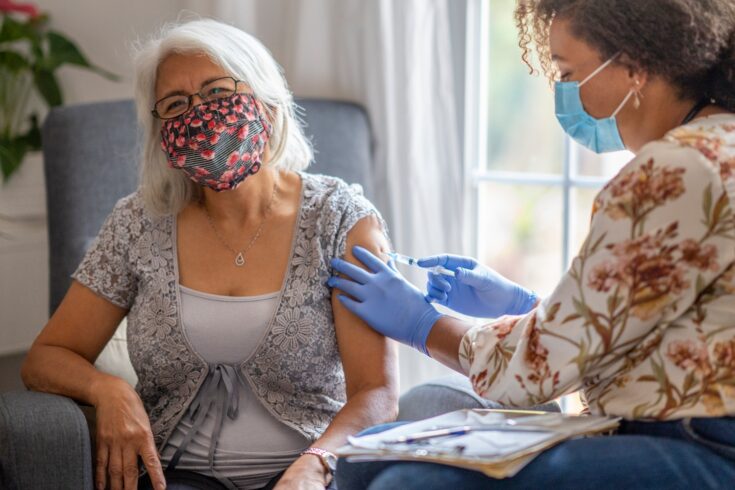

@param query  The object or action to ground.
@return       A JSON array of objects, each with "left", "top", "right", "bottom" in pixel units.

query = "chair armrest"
[{"left": 0, "top": 391, "right": 93, "bottom": 490}]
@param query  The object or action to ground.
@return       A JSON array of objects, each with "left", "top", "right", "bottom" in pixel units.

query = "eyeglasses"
[{"left": 151, "top": 76, "right": 243, "bottom": 119}]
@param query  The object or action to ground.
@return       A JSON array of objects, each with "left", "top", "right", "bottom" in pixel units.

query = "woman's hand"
[
  {"left": 91, "top": 375, "right": 166, "bottom": 490},
  {"left": 419, "top": 254, "right": 538, "bottom": 318},
  {"left": 329, "top": 246, "right": 443, "bottom": 355},
  {"left": 274, "top": 455, "right": 328, "bottom": 489}
]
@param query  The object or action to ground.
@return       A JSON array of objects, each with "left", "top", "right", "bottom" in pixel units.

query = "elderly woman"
[
  {"left": 21, "top": 19, "right": 398, "bottom": 490},
  {"left": 332, "top": 0, "right": 735, "bottom": 488}
]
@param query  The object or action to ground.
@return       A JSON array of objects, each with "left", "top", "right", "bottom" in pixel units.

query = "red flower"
[
  {"left": 214, "top": 122, "right": 226, "bottom": 134},
  {"left": 175, "top": 155, "right": 186, "bottom": 167},
  {"left": 190, "top": 119, "right": 203, "bottom": 128},
  {"left": 195, "top": 133, "right": 206, "bottom": 142},
  {"left": 194, "top": 167, "right": 210, "bottom": 177},
  {"left": 202, "top": 113, "right": 213, "bottom": 121},
  {"left": 175, "top": 136, "right": 185, "bottom": 147},
  {"left": 200, "top": 150, "right": 215, "bottom": 160},
  {"left": 225, "top": 114, "right": 238, "bottom": 124},
  {"left": 209, "top": 133, "right": 220, "bottom": 145},
  {"left": 237, "top": 126, "right": 248, "bottom": 140},
  {"left": 0, "top": 0, "right": 40, "bottom": 17}
]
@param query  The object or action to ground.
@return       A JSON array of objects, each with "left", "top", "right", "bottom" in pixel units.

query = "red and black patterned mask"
[{"left": 160, "top": 93, "right": 273, "bottom": 191}]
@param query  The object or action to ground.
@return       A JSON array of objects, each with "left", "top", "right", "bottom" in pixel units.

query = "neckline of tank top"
[{"left": 179, "top": 284, "right": 280, "bottom": 302}]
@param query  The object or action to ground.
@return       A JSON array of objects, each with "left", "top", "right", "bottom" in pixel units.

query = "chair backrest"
[{"left": 42, "top": 98, "right": 373, "bottom": 314}]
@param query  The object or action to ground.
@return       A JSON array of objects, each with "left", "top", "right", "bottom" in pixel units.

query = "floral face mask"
[{"left": 160, "top": 92, "right": 273, "bottom": 191}]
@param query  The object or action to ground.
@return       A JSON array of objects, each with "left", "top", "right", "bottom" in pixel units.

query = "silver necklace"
[{"left": 200, "top": 181, "right": 278, "bottom": 267}]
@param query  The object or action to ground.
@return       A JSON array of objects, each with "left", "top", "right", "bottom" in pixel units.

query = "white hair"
[{"left": 132, "top": 18, "right": 313, "bottom": 215}]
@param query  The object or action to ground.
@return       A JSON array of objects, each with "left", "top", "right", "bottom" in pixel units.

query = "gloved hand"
[
  {"left": 328, "top": 246, "right": 443, "bottom": 355},
  {"left": 418, "top": 254, "right": 538, "bottom": 318}
]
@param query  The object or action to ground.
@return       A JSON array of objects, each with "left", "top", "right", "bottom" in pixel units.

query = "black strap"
[{"left": 681, "top": 97, "right": 712, "bottom": 125}]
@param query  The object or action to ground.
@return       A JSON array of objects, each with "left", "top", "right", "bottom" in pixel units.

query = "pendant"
[{"left": 235, "top": 252, "right": 245, "bottom": 267}]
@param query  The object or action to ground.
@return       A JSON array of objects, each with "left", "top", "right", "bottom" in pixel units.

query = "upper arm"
[
  {"left": 30, "top": 196, "right": 138, "bottom": 364},
  {"left": 30, "top": 280, "right": 127, "bottom": 364},
  {"left": 331, "top": 214, "right": 399, "bottom": 399}
]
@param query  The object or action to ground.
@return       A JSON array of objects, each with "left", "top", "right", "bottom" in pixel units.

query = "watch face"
[{"left": 324, "top": 453, "right": 338, "bottom": 472}]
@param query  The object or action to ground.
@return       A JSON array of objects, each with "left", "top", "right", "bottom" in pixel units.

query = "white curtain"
[{"left": 186, "top": 0, "right": 466, "bottom": 391}]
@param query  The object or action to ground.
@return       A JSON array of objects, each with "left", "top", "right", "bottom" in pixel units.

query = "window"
[{"left": 463, "top": 0, "right": 633, "bottom": 411}]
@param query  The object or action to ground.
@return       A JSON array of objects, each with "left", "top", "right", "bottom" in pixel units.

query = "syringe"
[{"left": 387, "top": 252, "right": 456, "bottom": 277}]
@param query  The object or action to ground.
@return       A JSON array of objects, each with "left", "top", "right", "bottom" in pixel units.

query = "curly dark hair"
[{"left": 515, "top": 0, "right": 735, "bottom": 111}]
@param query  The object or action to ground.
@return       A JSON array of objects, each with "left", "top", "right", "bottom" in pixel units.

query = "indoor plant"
[{"left": 0, "top": 0, "right": 117, "bottom": 181}]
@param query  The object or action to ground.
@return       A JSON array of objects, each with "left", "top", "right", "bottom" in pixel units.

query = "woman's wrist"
[
  {"left": 288, "top": 454, "right": 330, "bottom": 484},
  {"left": 88, "top": 372, "right": 132, "bottom": 407},
  {"left": 426, "top": 316, "right": 473, "bottom": 373}
]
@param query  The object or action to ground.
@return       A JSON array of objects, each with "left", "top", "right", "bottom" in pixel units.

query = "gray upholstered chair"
[{"left": 0, "top": 98, "right": 554, "bottom": 489}]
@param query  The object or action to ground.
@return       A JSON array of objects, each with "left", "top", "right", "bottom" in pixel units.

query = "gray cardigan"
[{"left": 72, "top": 173, "right": 384, "bottom": 449}]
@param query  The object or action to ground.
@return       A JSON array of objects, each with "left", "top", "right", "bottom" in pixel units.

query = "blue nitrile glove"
[
  {"left": 328, "top": 246, "right": 443, "bottom": 356},
  {"left": 418, "top": 254, "right": 538, "bottom": 318}
]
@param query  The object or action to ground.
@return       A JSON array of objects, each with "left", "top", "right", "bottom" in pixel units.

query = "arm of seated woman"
[{"left": 276, "top": 215, "right": 400, "bottom": 488}]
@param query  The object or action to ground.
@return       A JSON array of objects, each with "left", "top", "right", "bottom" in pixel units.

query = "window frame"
[{"left": 463, "top": 0, "right": 608, "bottom": 273}]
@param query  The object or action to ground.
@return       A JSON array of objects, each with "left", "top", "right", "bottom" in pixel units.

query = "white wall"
[{"left": 37, "top": 0, "right": 185, "bottom": 104}]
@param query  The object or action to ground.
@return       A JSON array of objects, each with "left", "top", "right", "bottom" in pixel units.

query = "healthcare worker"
[{"left": 331, "top": 0, "right": 735, "bottom": 488}]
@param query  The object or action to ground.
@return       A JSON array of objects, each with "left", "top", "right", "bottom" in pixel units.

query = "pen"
[{"left": 382, "top": 423, "right": 554, "bottom": 445}]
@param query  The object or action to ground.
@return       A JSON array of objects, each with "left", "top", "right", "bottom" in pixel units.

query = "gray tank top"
[{"left": 160, "top": 285, "right": 309, "bottom": 489}]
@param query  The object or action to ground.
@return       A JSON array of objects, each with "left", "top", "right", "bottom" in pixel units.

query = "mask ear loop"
[
  {"left": 578, "top": 52, "right": 621, "bottom": 87},
  {"left": 611, "top": 89, "right": 635, "bottom": 117}
]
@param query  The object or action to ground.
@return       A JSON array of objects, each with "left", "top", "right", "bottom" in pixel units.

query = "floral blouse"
[{"left": 460, "top": 114, "right": 735, "bottom": 420}]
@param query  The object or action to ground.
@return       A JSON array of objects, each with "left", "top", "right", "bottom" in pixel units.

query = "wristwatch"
[{"left": 301, "top": 447, "right": 338, "bottom": 479}]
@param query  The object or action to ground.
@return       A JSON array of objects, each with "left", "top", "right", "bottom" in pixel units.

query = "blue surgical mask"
[{"left": 555, "top": 53, "right": 635, "bottom": 153}]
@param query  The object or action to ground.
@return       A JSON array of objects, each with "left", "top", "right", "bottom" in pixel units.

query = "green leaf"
[
  {"left": 572, "top": 297, "right": 589, "bottom": 320},
  {"left": 46, "top": 31, "right": 90, "bottom": 69},
  {"left": 702, "top": 183, "right": 712, "bottom": 224},
  {"left": 0, "top": 136, "right": 29, "bottom": 180},
  {"left": 650, "top": 358, "right": 668, "bottom": 386},
  {"left": 682, "top": 371, "right": 697, "bottom": 393},
  {"left": 712, "top": 193, "right": 729, "bottom": 227},
  {"left": 0, "top": 16, "right": 34, "bottom": 43},
  {"left": 22, "top": 114, "right": 41, "bottom": 150},
  {"left": 0, "top": 50, "right": 29, "bottom": 72},
  {"left": 607, "top": 294, "right": 621, "bottom": 315},
  {"left": 33, "top": 68, "right": 62, "bottom": 106},
  {"left": 46, "top": 31, "right": 119, "bottom": 80}
]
